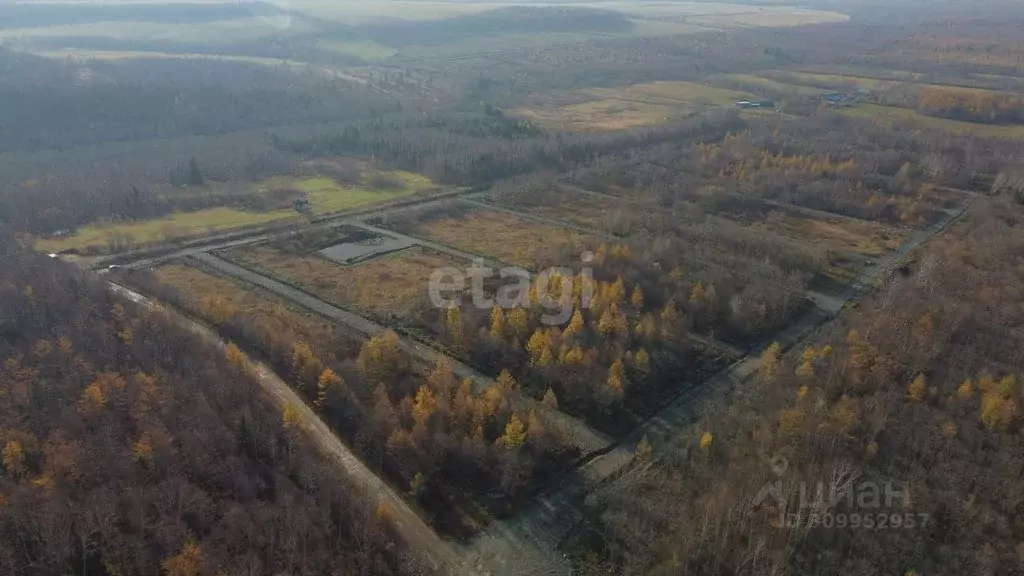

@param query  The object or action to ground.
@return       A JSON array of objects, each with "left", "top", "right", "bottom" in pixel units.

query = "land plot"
[
  {"left": 717, "top": 201, "right": 909, "bottom": 284},
  {"left": 149, "top": 261, "right": 346, "bottom": 349},
  {"left": 393, "top": 203, "right": 597, "bottom": 269},
  {"left": 223, "top": 244, "right": 462, "bottom": 319},
  {"left": 513, "top": 81, "right": 756, "bottom": 131},
  {"left": 485, "top": 185, "right": 635, "bottom": 232},
  {"left": 38, "top": 161, "right": 438, "bottom": 253}
]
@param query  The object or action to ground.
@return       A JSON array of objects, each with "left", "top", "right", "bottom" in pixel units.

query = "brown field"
[
  {"left": 226, "top": 245, "right": 461, "bottom": 316},
  {"left": 719, "top": 205, "right": 908, "bottom": 283},
  {"left": 410, "top": 207, "right": 595, "bottom": 269},
  {"left": 513, "top": 81, "right": 755, "bottom": 131},
  {"left": 490, "top": 187, "right": 631, "bottom": 230},
  {"left": 153, "top": 262, "right": 340, "bottom": 344},
  {"left": 731, "top": 208, "right": 906, "bottom": 257}
]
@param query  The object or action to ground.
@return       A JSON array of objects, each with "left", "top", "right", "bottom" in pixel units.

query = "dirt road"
[
  {"left": 107, "top": 283, "right": 470, "bottom": 575},
  {"left": 191, "top": 252, "right": 614, "bottom": 457},
  {"left": 456, "top": 195, "right": 976, "bottom": 576}
]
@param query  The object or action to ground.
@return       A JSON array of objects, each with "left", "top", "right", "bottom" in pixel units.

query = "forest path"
[{"left": 106, "top": 283, "right": 470, "bottom": 576}]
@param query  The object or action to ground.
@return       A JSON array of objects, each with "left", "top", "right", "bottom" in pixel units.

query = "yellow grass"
[
  {"left": 38, "top": 207, "right": 292, "bottom": 253},
  {"left": 584, "top": 81, "right": 755, "bottom": 107},
  {"left": 515, "top": 81, "right": 755, "bottom": 131},
  {"left": 228, "top": 245, "right": 460, "bottom": 316},
  {"left": 841, "top": 104, "right": 1024, "bottom": 139},
  {"left": 256, "top": 173, "right": 433, "bottom": 215},
  {"left": 412, "top": 208, "right": 594, "bottom": 268},
  {"left": 516, "top": 99, "right": 687, "bottom": 131},
  {"left": 153, "top": 262, "right": 339, "bottom": 345}
]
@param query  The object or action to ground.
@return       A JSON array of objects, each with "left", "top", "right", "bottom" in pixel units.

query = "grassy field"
[
  {"left": 410, "top": 207, "right": 594, "bottom": 269},
  {"left": 723, "top": 74, "right": 825, "bottom": 96},
  {"left": 489, "top": 187, "right": 631, "bottom": 230},
  {"left": 152, "top": 261, "right": 342, "bottom": 344},
  {"left": 841, "top": 103, "right": 1024, "bottom": 138},
  {"left": 38, "top": 168, "right": 436, "bottom": 253},
  {"left": 37, "top": 207, "right": 293, "bottom": 253},
  {"left": 515, "top": 81, "right": 755, "bottom": 131},
  {"left": 767, "top": 70, "right": 1014, "bottom": 96},
  {"left": 226, "top": 245, "right": 461, "bottom": 317}
]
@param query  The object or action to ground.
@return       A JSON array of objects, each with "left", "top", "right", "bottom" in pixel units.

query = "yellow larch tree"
[
  {"left": 507, "top": 307, "right": 528, "bottom": 340},
  {"left": 759, "top": 342, "right": 782, "bottom": 381},
  {"left": 499, "top": 414, "right": 527, "bottom": 449},
  {"left": 606, "top": 359, "right": 627, "bottom": 394},
  {"left": 630, "top": 285, "right": 645, "bottom": 311},
  {"left": 225, "top": 342, "right": 246, "bottom": 369},
  {"left": 907, "top": 374, "right": 926, "bottom": 403},
  {"left": 162, "top": 538, "right": 203, "bottom": 576},
  {"left": 412, "top": 385, "right": 438, "bottom": 427},
  {"left": 316, "top": 368, "right": 342, "bottom": 410},
  {"left": 489, "top": 305, "right": 506, "bottom": 339},
  {"left": 564, "top": 309, "right": 585, "bottom": 337}
]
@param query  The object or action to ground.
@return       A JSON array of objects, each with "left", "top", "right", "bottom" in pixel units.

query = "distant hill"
[{"left": 358, "top": 6, "right": 635, "bottom": 47}]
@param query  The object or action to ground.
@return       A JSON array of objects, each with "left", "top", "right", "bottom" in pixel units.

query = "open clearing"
[
  {"left": 719, "top": 203, "right": 908, "bottom": 282},
  {"left": 407, "top": 206, "right": 595, "bottom": 269},
  {"left": 515, "top": 81, "right": 756, "bottom": 131},
  {"left": 37, "top": 167, "right": 436, "bottom": 253},
  {"left": 488, "top": 189, "right": 630, "bottom": 231},
  {"left": 224, "top": 244, "right": 461, "bottom": 317},
  {"left": 151, "top": 261, "right": 342, "bottom": 345}
]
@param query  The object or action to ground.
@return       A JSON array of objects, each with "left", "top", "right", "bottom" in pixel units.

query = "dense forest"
[
  {"left": 0, "top": 232, "right": 421, "bottom": 575},
  {"left": 587, "top": 194, "right": 1024, "bottom": 575}
]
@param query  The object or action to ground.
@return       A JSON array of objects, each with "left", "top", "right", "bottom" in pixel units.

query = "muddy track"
[{"left": 106, "top": 283, "right": 471, "bottom": 576}]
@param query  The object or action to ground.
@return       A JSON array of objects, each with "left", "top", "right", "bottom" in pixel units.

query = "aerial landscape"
[{"left": 1, "top": 0, "right": 1024, "bottom": 574}]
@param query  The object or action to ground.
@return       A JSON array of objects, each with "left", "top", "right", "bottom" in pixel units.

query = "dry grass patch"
[
  {"left": 227, "top": 245, "right": 460, "bottom": 316},
  {"left": 153, "top": 262, "right": 339, "bottom": 343},
  {"left": 514, "top": 81, "right": 754, "bottom": 131},
  {"left": 411, "top": 208, "right": 594, "bottom": 269},
  {"left": 489, "top": 185, "right": 633, "bottom": 231}
]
